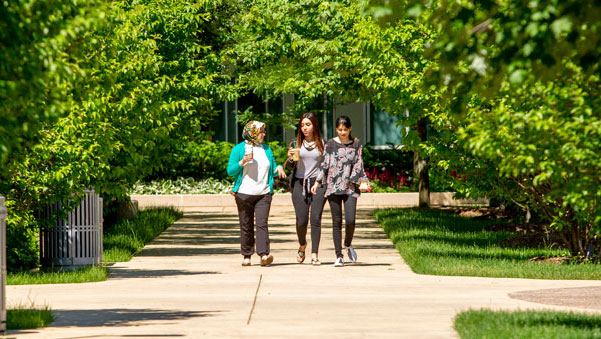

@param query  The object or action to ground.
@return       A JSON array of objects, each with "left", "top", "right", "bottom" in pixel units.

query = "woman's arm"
[
  {"left": 226, "top": 144, "right": 244, "bottom": 177},
  {"left": 266, "top": 145, "right": 287, "bottom": 179},
  {"left": 311, "top": 141, "right": 330, "bottom": 194},
  {"left": 349, "top": 142, "right": 369, "bottom": 184}
]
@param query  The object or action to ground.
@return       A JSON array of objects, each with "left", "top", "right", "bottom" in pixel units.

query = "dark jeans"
[
  {"left": 234, "top": 192, "right": 273, "bottom": 257},
  {"left": 327, "top": 194, "right": 357, "bottom": 258},
  {"left": 291, "top": 177, "right": 326, "bottom": 254}
]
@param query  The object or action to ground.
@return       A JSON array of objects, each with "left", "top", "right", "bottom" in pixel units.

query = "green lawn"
[
  {"left": 7, "top": 265, "right": 108, "bottom": 285},
  {"left": 7, "top": 307, "right": 54, "bottom": 330},
  {"left": 8, "top": 207, "right": 182, "bottom": 285},
  {"left": 374, "top": 208, "right": 601, "bottom": 279},
  {"left": 454, "top": 309, "right": 601, "bottom": 339},
  {"left": 103, "top": 207, "right": 182, "bottom": 262}
]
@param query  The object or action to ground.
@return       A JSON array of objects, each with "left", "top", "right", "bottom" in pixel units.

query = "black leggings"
[
  {"left": 291, "top": 177, "right": 326, "bottom": 254},
  {"left": 327, "top": 194, "right": 357, "bottom": 258}
]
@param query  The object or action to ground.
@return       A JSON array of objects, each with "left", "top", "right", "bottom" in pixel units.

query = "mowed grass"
[
  {"left": 7, "top": 265, "right": 108, "bottom": 285},
  {"left": 8, "top": 207, "right": 182, "bottom": 285},
  {"left": 103, "top": 207, "right": 183, "bottom": 262},
  {"left": 374, "top": 208, "right": 601, "bottom": 279},
  {"left": 7, "top": 306, "right": 54, "bottom": 330},
  {"left": 454, "top": 309, "right": 601, "bottom": 339}
]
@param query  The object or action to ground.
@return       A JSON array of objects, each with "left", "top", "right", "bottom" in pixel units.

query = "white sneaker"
[
  {"left": 241, "top": 257, "right": 251, "bottom": 266},
  {"left": 334, "top": 257, "right": 344, "bottom": 267},
  {"left": 260, "top": 255, "right": 274, "bottom": 266},
  {"left": 346, "top": 246, "right": 357, "bottom": 262}
]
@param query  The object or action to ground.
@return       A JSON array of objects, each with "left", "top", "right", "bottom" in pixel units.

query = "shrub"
[{"left": 5, "top": 201, "right": 38, "bottom": 272}]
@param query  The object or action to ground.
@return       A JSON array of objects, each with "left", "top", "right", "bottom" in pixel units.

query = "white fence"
[
  {"left": 1, "top": 196, "right": 6, "bottom": 334},
  {"left": 40, "top": 190, "right": 103, "bottom": 267}
]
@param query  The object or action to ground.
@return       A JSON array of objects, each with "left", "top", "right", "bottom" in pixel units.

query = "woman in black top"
[{"left": 311, "top": 116, "right": 369, "bottom": 267}]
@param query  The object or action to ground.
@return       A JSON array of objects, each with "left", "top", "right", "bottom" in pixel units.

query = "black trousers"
[
  {"left": 327, "top": 194, "right": 357, "bottom": 258},
  {"left": 291, "top": 177, "right": 326, "bottom": 254},
  {"left": 234, "top": 192, "right": 272, "bottom": 257}
]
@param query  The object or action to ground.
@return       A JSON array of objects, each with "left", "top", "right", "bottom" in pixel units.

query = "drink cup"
[
  {"left": 292, "top": 148, "right": 300, "bottom": 161},
  {"left": 244, "top": 144, "right": 254, "bottom": 164}
]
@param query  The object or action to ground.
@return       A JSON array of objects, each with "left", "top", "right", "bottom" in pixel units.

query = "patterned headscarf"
[{"left": 242, "top": 120, "right": 266, "bottom": 146}]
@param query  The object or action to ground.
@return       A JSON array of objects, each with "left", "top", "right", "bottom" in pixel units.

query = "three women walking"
[
  {"left": 227, "top": 120, "right": 287, "bottom": 267},
  {"left": 229, "top": 115, "right": 369, "bottom": 267}
]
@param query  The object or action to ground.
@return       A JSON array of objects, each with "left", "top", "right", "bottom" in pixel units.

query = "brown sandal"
[{"left": 296, "top": 247, "right": 306, "bottom": 263}]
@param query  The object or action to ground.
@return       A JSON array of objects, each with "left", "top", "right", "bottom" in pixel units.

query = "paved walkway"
[{"left": 6, "top": 206, "right": 601, "bottom": 338}]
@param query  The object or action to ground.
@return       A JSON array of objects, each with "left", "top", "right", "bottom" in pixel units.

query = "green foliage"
[
  {"left": 103, "top": 207, "right": 182, "bottom": 262},
  {"left": 228, "top": 0, "right": 438, "bottom": 204},
  {"left": 459, "top": 68, "right": 601, "bottom": 254},
  {"left": 147, "top": 140, "right": 287, "bottom": 181},
  {"left": 375, "top": 208, "right": 601, "bottom": 279},
  {"left": 7, "top": 266, "right": 109, "bottom": 285},
  {"left": 0, "top": 0, "right": 105, "bottom": 165},
  {"left": 395, "top": 0, "right": 601, "bottom": 99},
  {"left": 228, "top": 0, "right": 361, "bottom": 112},
  {"left": 1, "top": 0, "right": 238, "bottom": 271},
  {"left": 362, "top": 147, "right": 413, "bottom": 172},
  {"left": 151, "top": 141, "right": 234, "bottom": 180},
  {"left": 130, "top": 177, "right": 233, "bottom": 195},
  {"left": 5, "top": 201, "right": 39, "bottom": 271},
  {"left": 454, "top": 309, "right": 601, "bottom": 339},
  {"left": 267, "top": 141, "right": 289, "bottom": 167},
  {"left": 7, "top": 307, "right": 54, "bottom": 330},
  {"left": 379, "top": 0, "right": 601, "bottom": 254}
]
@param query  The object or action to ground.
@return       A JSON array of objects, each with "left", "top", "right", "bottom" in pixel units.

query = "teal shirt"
[{"left": 227, "top": 142, "right": 280, "bottom": 194}]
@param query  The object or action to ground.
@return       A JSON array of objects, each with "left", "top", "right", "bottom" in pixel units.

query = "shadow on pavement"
[
  {"left": 109, "top": 268, "right": 220, "bottom": 279},
  {"left": 137, "top": 247, "right": 240, "bottom": 256},
  {"left": 47, "top": 308, "right": 223, "bottom": 327}
]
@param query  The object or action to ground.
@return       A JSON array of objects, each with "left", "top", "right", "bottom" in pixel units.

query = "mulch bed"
[{"left": 509, "top": 286, "right": 601, "bottom": 310}]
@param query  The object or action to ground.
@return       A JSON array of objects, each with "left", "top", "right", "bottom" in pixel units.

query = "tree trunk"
[{"left": 414, "top": 117, "right": 430, "bottom": 208}]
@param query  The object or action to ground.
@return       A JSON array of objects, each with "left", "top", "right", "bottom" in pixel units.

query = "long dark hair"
[
  {"left": 295, "top": 112, "right": 324, "bottom": 154},
  {"left": 335, "top": 115, "right": 354, "bottom": 141}
]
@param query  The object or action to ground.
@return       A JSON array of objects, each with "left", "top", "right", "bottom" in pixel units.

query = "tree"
[
  {"left": 0, "top": 0, "right": 105, "bottom": 165},
  {"left": 381, "top": 0, "right": 601, "bottom": 255},
  {"left": 1, "top": 0, "right": 238, "bottom": 270},
  {"left": 227, "top": 0, "right": 438, "bottom": 206}
]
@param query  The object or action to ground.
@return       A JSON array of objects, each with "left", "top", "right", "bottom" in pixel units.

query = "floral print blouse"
[{"left": 316, "top": 138, "right": 369, "bottom": 198}]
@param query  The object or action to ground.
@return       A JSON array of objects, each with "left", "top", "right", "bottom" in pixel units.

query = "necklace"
[{"left": 303, "top": 139, "right": 315, "bottom": 150}]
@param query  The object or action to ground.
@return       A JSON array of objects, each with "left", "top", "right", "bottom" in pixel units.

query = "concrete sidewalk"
[{"left": 6, "top": 206, "right": 601, "bottom": 338}]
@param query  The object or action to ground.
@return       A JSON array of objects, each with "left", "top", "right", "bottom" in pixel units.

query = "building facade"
[{"left": 211, "top": 93, "right": 405, "bottom": 148}]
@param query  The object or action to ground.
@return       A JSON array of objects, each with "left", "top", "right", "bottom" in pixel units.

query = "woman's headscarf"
[{"left": 242, "top": 120, "right": 266, "bottom": 146}]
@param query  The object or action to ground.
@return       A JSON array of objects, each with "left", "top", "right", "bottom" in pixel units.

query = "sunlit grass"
[
  {"left": 103, "top": 207, "right": 183, "bottom": 262},
  {"left": 8, "top": 207, "right": 182, "bottom": 284},
  {"left": 454, "top": 309, "right": 601, "bottom": 338},
  {"left": 374, "top": 208, "right": 601, "bottom": 279},
  {"left": 7, "top": 306, "right": 54, "bottom": 329},
  {"left": 7, "top": 265, "right": 108, "bottom": 285}
]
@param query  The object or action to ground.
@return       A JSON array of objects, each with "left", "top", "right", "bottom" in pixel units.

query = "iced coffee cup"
[{"left": 292, "top": 148, "right": 300, "bottom": 161}]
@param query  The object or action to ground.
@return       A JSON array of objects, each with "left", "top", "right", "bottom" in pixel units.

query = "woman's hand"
[
  {"left": 239, "top": 153, "right": 253, "bottom": 166},
  {"left": 310, "top": 182, "right": 320, "bottom": 195},
  {"left": 276, "top": 165, "right": 287, "bottom": 179},
  {"left": 287, "top": 148, "right": 295, "bottom": 161},
  {"left": 359, "top": 182, "right": 369, "bottom": 193}
]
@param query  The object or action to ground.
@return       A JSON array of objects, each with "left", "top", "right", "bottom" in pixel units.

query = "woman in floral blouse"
[{"left": 311, "top": 116, "right": 369, "bottom": 267}]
